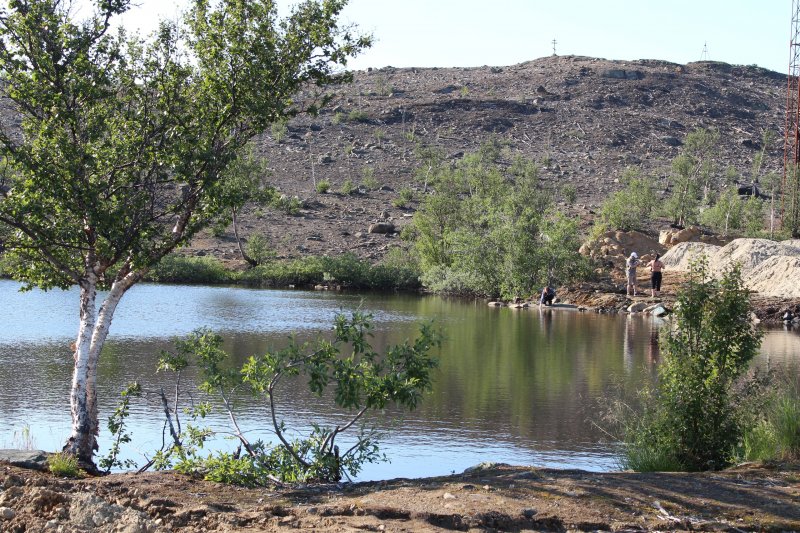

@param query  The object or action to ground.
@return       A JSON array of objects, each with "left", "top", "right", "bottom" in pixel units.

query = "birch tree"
[{"left": 0, "top": 0, "right": 368, "bottom": 470}]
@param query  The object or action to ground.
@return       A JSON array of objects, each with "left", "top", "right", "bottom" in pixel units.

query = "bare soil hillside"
[{"left": 191, "top": 56, "right": 785, "bottom": 263}]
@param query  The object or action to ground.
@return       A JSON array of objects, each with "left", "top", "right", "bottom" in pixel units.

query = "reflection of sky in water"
[
  {"left": 1, "top": 279, "right": 799, "bottom": 481},
  {"left": 0, "top": 281, "right": 415, "bottom": 344}
]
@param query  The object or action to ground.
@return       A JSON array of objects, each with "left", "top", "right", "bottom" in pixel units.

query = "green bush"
[
  {"left": 154, "top": 313, "right": 440, "bottom": 483},
  {"left": 560, "top": 183, "right": 577, "bottom": 204},
  {"left": 271, "top": 194, "right": 302, "bottom": 215},
  {"left": 244, "top": 234, "right": 275, "bottom": 265},
  {"left": 270, "top": 119, "right": 288, "bottom": 143},
  {"left": 319, "top": 253, "right": 421, "bottom": 290},
  {"left": 739, "top": 375, "right": 800, "bottom": 462},
  {"left": 240, "top": 257, "right": 326, "bottom": 287},
  {"left": 147, "top": 255, "right": 233, "bottom": 285},
  {"left": 392, "top": 187, "right": 414, "bottom": 208},
  {"left": 315, "top": 179, "right": 331, "bottom": 193},
  {"left": 210, "top": 219, "right": 228, "bottom": 237},
  {"left": 621, "top": 259, "right": 762, "bottom": 472},
  {"left": 347, "top": 109, "right": 369, "bottom": 122},
  {"left": 48, "top": 452, "right": 82, "bottom": 478},
  {"left": 597, "top": 169, "right": 657, "bottom": 232},
  {"left": 339, "top": 179, "right": 357, "bottom": 195},
  {"left": 360, "top": 167, "right": 379, "bottom": 191}
]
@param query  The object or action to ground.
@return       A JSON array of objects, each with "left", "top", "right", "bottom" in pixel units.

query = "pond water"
[{"left": 1, "top": 279, "right": 798, "bottom": 481}]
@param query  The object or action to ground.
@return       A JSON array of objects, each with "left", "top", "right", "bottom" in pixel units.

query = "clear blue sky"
[{"left": 102, "top": 0, "right": 790, "bottom": 74}]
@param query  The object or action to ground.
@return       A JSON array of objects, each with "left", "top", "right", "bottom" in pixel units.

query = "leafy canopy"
[{"left": 0, "top": 0, "right": 370, "bottom": 290}]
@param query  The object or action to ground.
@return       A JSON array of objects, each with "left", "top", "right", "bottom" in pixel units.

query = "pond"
[{"left": 1, "top": 279, "right": 798, "bottom": 481}]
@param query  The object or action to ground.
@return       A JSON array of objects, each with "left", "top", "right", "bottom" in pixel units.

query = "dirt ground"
[{"left": 1, "top": 461, "right": 798, "bottom": 532}]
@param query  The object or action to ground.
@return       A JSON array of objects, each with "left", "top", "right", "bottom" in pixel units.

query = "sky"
[{"left": 81, "top": 0, "right": 791, "bottom": 74}]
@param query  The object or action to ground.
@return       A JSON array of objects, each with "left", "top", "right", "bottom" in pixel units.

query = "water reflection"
[{"left": 1, "top": 280, "right": 799, "bottom": 480}]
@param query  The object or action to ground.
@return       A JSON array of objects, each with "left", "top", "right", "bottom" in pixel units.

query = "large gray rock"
[
  {"left": 627, "top": 302, "right": 648, "bottom": 313},
  {"left": 368, "top": 222, "right": 395, "bottom": 234},
  {"left": 0, "top": 449, "right": 49, "bottom": 471}
]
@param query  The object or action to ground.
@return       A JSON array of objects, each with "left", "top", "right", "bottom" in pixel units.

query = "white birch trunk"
[
  {"left": 64, "top": 270, "right": 140, "bottom": 467},
  {"left": 64, "top": 272, "right": 99, "bottom": 464}
]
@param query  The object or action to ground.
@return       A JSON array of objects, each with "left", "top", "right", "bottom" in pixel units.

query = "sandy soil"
[{"left": 1, "top": 461, "right": 799, "bottom": 532}]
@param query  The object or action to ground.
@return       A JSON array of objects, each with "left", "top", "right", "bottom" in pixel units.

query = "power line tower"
[
  {"left": 785, "top": 0, "right": 800, "bottom": 237},
  {"left": 700, "top": 42, "right": 709, "bottom": 61}
]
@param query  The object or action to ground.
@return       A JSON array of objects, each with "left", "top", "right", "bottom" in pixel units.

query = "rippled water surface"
[{"left": 1, "top": 279, "right": 798, "bottom": 480}]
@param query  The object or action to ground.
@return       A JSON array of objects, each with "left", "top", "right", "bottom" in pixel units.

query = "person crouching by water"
[
  {"left": 648, "top": 253, "right": 664, "bottom": 298},
  {"left": 540, "top": 286, "right": 556, "bottom": 306},
  {"left": 625, "top": 252, "right": 640, "bottom": 297}
]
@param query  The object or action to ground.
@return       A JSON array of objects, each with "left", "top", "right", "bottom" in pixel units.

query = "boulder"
[
  {"left": 368, "top": 222, "right": 395, "bottom": 234},
  {"left": 0, "top": 449, "right": 49, "bottom": 471},
  {"left": 628, "top": 302, "right": 648, "bottom": 313},
  {"left": 652, "top": 305, "right": 668, "bottom": 317},
  {"left": 661, "top": 226, "right": 701, "bottom": 246}
]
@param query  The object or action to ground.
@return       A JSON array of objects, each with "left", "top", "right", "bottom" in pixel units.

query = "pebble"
[{"left": 443, "top": 492, "right": 456, "bottom": 500}]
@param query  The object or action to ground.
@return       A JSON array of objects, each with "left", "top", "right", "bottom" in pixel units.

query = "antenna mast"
[
  {"left": 784, "top": 0, "right": 800, "bottom": 236},
  {"left": 700, "top": 42, "right": 709, "bottom": 61}
]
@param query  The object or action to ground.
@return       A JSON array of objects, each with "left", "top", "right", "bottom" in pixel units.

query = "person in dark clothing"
[
  {"left": 540, "top": 286, "right": 556, "bottom": 306},
  {"left": 647, "top": 253, "right": 664, "bottom": 298}
]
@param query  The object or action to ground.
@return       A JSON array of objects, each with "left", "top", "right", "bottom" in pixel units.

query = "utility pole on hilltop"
[
  {"left": 552, "top": 38, "right": 557, "bottom": 56},
  {"left": 700, "top": 41, "right": 710, "bottom": 61}
]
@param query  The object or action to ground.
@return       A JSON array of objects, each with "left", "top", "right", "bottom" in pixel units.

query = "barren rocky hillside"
[{"left": 195, "top": 55, "right": 786, "bottom": 264}]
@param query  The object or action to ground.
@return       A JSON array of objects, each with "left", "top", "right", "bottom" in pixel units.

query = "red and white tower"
[{"left": 784, "top": 0, "right": 800, "bottom": 236}]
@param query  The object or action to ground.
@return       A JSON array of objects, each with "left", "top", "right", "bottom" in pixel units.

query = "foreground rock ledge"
[{"left": 0, "top": 462, "right": 798, "bottom": 532}]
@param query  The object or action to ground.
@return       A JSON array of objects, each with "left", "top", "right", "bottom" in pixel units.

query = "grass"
[
  {"left": 48, "top": 452, "right": 83, "bottom": 478},
  {"left": 7, "top": 424, "right": 35, "bottom": 450},
  {"left": 739, "top": 381, "right": 800, "bottom": 462},
  {"left": 147, "top": 256, "right": 234, "bottom": 285},
  {"left": 149, "top": 253, "right": 422, "bottom": 292}
]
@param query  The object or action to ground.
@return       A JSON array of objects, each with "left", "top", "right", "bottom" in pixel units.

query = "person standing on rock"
[
  {"left": 647, "top": 253, "right": 664, "bottom": 299},
  {"left": 625, "top": 252, "right": 640, "bottom": 297}
]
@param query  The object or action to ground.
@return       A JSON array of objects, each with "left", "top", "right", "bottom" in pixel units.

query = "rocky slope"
[{"left": 196, "top": 55, "right": 786, "bottom": 263}]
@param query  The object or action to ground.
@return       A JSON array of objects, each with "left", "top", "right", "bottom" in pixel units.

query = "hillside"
[{"left": 188, "top": 55, "right": 787, "bottom": 264}]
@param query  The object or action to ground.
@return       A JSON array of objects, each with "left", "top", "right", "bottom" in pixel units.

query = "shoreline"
[{"left": 1, "top": 459, "right": 798, "bottom": 531}]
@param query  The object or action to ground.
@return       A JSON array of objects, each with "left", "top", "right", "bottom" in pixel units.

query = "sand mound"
[
  {"left": 780, "top": 239, "right": 800, "bottom": 251},
  {"left": 659, "top": 238, "right": 800, "bottom": 298},
  {"left": 660, "top": 242, "right": 720, "bottom": 271},
  {"left": 746, "top": 255, "right": 800, "bottom": 298},
  {"left": 709, "top": 238, "right": 800, "bottom": 277}
]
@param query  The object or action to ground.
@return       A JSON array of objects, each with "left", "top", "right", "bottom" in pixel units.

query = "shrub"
[
  {"left": 210, "top": 219, "right": 228, "bottom": 237},
  {"left": 271, "top": 194, "right": 302, "bottom": 215},
  {"left": 347, "top": 109, "right": 369, "bottom": 122},
  {"left": 621, "top": 259, "right": 762, "bottom": 471},
  {"left": 147, "top": 255, "right": 233, "bottom": 285},
  {"left": 560, "top": 184, "right": 577, "bottom": 204},
  {"left": 339, "top": 179, "right": 357, "bottom": 195},
  {"left": 597, "top": 169, "right": 657, "bottom": 232},
  {"left": 315, "top": 179, "right": 331, "bottom": 193},
  {"left": 331, "top": 112, "right": 344, "bottom": 125},
  {"left": 240, "top": 257, "right": 326, "bottom": 287},
  {"left": 153, "top": 313, "right": 440, "bottom": 484},
  {"left": 360, "top": 167, "right": 379, "bottom": 191},
  {"left": 244, "top": 234, "right": 275, "bottom": 265},
  {"left": 270, "top": 120, "right": 288, "bottom": 143},
  {"left": 48, "top": 452, "right": 82, "bottom": 478},
  {"left": 392, "top": 187, "right": 414, "bottom": 208},
  {"left": 739, "top": 374, "right": 800, "bottom": 462}
]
